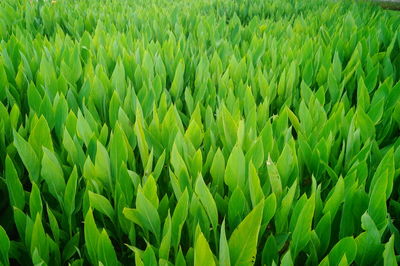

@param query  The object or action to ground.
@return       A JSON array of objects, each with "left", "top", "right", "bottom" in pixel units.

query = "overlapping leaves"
[{"left": 0, "top": 0, "right": 399, "bottom": 265}]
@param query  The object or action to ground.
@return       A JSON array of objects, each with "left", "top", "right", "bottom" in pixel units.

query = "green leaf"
[
  {"left": 185, "top": 119, "right": 204, "bottom": 149},
  {"left": 323, "top": 176, "right": 344, "bottom": 218},
  {"left": 137, "top": 187, "right": 161, "bottom": 242},
  {"left": 262, "top": 193, "right": 277, "bottom": 226},
  {"left": 266, "top": 155, "right": 282, "bottom": 198},
  {"left": 248, "top": 161, "right": 264, "bottom": 207},
  {"left": 291, "top": 194, "right": 315, "bottom": 258},
  {"left": 29, "top": 182, "right": 43, "bottom": 219},
  {"left": 97, "top": 229, "right": 118, "bottom": 266},
  {"left": 111, "top": 60, "right": 127, "bottom": 99},
  {"left": 28, "top": 116, "right": 53, "bottom": 158},
  {"left": 152, "top": 150, "right": 166, "bottom": 181},
  {"left": 229, "top": 200, "right": 264, "bottom": 266},
  {"left": 13, "top": 130, "right": 40, "bottom": 182},
  {"left": 261, "top": 235, "right": 278, "bottom": 266},
  {"left": 123, "top": 208, "right": 142, "bottom": 229},
  {"left": 31, "top": 248, "right": 46, "bottom": 266},
  {"left": 159, "top": 213, "right": 172, "bottom": 260},
  {"left": 281, "top": 250, "right": 294, "bottom": 266},
  {"left": 84, "top": 208, "right": 100, "bottom": 265},
  {"left": 355, "top": 107, "right": 375, "bottom": 142},
  {"left": 224, "top": 145, "right": 245, "bottom": 192},
  {"left": 191, "top": 149, "right": 203, "bottom": 179},
  {"left": 286, "top": 107, "right": 303, "bottom": 136},
  {"left": 62, "top": 127, "right": 85, "bottom": 168},
  {"left": 109, "top": 91, "right": 121, "bottom": 128},
  {"left": 219, "top": 105, "right": 238, "bottom": 151},
  {"left": 95, "top": 141, "right": 111, "bottom": 187},
  {"left": 0, "top": 226, "right": 10, "bottom": 265},
  {"left": 368, "top": 169, "right": 388, "bottom": 231},
  {"left": 61, "top": 46, "right": 82, "bottom": 84},
  {"left": 315, "top": 212, "right": 331, "bottom": 255},
  {"left": 110, "top": 123, "right": 128, "bottom": 178},
  {"left": 176, "top": 247, "right": 187, "bottom": 266},
  {"left": 275, "top": 180, "right": 297, "bottom": 233},
  {"left": 194, "top": 229, "right": 216, "bottom": 266},
  {"left": 88, "top": 191, "right": 115, "bottom": 221},
  {"left": 143, "top": 245, "right": 157, "bottom": 266},
  {"left": 219, "top": 220, "right": 231, "bottom": 266},
  {"left": 76, "top": 111, "right": 93, "bottom": 146},
  {"left": 46, "top": 205, "right": 60, "bottom": 243},
  {"left": 125, "top": 189, "right": 161, "bottom": 243},
  {"left": 367, "top": 96, "right": 384, "bottom": 124},
  {"left": 355, "top": 212, "right": 383, "bottom": 265},
  {"left": 210, "top": 148, "right": 225, "bottom": 192},
  {"left": 170, "top": 143, "right": 191, "bottom": 192},
  {"left": 337, "top": 255, "right": 348, "bottom": 266},
  {"left": 62, "top": 232, "right": 80, "bottom": 262},
  {"left": 170, "top": 60, "right": 185, "bottom": 100},
  {"left": 54, "top": 94, "right": 68, "bottom": 140},
  {"left": 5, "top": 156, "right": 25, "bottom": 210},
  {"left": 276, "top": 142, "right": 295, "bottom": 188},
  {"left": 134, "top": 109, "right": 150, "bottom": 171},
  {"left": 195, "top": 174, "right": 218, "bottom": 232},
  {"left": 41, "top": 147, "right": 66, "bottom": 201},
  {"left": 143, "top": 175, "right": 159, "bottom": 209},
  {"left": 370, "top": 148, "right": 394, "bottom": 200},
  {"left": 228, "top": 187, "right": 248, "bottom": 229},
  {"left": 236, "top": 120, "right": 245, "bottom": 149},
  {"left": 383, "top": 235, "right": 397, "bottom": 266},
  {"left": 245, "top": 137, "right": 264, "bottom": 169},
  {"left": 171, "top": 189, "right": 189, "bottom": 250},
  {"left": 31, "top": 214, "right": 49, "bottom": 263},
  {"left": 327, "top": 237, "right": 357, "bottom": 265},
  {"left": 129, "top": 245, "right": 144, "bottom": 266},
  {"left": 13, "top": 207, "right": 27, "bottom": 243},
  {"left": 357, "top": 77, "right": 370, "bottom": 111},
  {"left": 64, "top": 166, "right": 78, "bottom": 217}
]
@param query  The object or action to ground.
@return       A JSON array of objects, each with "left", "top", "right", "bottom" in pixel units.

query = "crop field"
[{"left": 0, "top": 0, "right": 400, "bottom": 265}]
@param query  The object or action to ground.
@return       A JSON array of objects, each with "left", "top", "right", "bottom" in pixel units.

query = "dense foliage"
[{"left": 0, "top": 0, "right": 400, "bottom": 265}]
